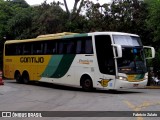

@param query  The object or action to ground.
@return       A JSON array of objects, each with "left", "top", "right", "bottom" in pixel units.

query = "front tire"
[{"left": 82, "top": 77, "right": 93, "bottom": 91}]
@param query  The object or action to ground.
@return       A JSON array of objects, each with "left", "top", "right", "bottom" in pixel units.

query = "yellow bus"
[{"left": 3, "top": 32, "right": 155, "bottom": 91}]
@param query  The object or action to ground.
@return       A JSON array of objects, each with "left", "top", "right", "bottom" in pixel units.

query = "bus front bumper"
[{"left": 113, "top": 79, "right": 148, "bottom": 90}]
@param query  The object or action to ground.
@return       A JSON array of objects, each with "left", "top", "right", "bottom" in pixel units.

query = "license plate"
[{"left": 133, "top": 84, "right": 139, "bottom": 87}]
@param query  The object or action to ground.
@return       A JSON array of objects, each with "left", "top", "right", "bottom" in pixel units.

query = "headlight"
[{"left": 117, "top": 76, "right": 128, "bottom": 81}]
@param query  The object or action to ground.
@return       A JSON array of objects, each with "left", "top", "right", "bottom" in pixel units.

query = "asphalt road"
[{"left": 0, "top": 80, "right": 160, "bottom": 120}]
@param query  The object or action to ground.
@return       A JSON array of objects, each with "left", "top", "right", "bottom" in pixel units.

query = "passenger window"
[
  {"left": 33, "top": 42, "right": 44, "bottom": 55},
  {"left": 85, "top": 39, "right": 93, "bottom": 54},
  {"left": 45, "top": 41, "right": 57, "bottom": 54},
  {"left": 76, "top": 40, "right": 82, "bottom": 54},
  {"left": 76, "top": 37, "right": 93, "bottom": 54},
  {"left": 23, "top": 43, "right": 31, "bottom": 55},
  {"left": 58, "top": 42, "right": 64, "bottom": 54},
  {"left": 15, "top": 44, "right": 22, "bottom": 55},
  {"left": 58, "top": 40, "right": 75, "bottom": 54},
  {"left": 66, "top": 41, "right": 75, "bottom": 54}
]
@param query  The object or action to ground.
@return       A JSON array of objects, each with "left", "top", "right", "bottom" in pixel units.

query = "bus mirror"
[
  {"left": 112, "top": 44, "right": 122, "bottom": 58},
  {"left": 144, "top": 46, "right": 155, "bottom": 59}
]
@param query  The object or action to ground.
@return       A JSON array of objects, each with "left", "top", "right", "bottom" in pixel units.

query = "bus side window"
[
  {"left": 23, "top": 43, "right": 31, "bottom": 55},
  {"left": 57, "top": 39, "right": 75, "bottom": 54},
  {"left": 5, "top": 43, "right": 23, "bottom": 55},
  {"left": 15, "top": 44, "right": 22, "bottom": 55},
  {"left": 45, "top": 41, "right": 57, "bottom": 54},
  {"left": 76, "top": 40, "right": 82, "bottom": 54},
  {"left": 33, "top": 42, "right": 44, "bottom": 55},
  {"left": 5, "top": 44, "right": 13, "bottom": 55},
  {"left": 58, "top": 42, "right": 63, "bottom": 54},
  {"left": 66, "top": 41, "right": 75, "bottom": 54},
  {"left": 76, "top": 37, "right": 93, "bottom": 54},
  {"left": 85, "top": 39, "right": 93, "bottom": 54}
]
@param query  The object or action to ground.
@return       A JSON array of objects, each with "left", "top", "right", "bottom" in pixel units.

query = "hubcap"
[{"left": 85, "top": 79, "right": 91, "bottom": 87}]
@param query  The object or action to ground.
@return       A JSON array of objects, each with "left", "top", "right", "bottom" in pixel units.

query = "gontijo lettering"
[{"left": 20, "top": 57, "right": 44, "bottom": 63}]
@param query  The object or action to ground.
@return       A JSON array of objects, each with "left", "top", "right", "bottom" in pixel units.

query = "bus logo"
[{"left": 20, "top": 57, "right": 44, "bottom": 63}]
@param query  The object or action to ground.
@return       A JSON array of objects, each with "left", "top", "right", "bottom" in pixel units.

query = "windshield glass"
[
  {"left": 113, "top": 35, "right": 147, "bottom": 74},
  {"left": 117, "top": 47, "right": 147, "bottom": 74},
  {"left": 113, "top": 35, "right": 142, "bottom": 46}
]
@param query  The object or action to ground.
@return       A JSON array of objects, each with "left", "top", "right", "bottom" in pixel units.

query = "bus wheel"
[
  {"left": 22, "top": 72, "right": 30, "bottom": 84},
  {"left": 81, "top": 77, "right": 93, "bottom": 91},
  {"left": 15, "top": 72, "right": 22, "bottom": 83}
]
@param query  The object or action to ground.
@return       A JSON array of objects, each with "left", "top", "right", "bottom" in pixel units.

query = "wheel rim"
[
  {"left": 84, "top": 79, "right": 91, "bottom": 88},
  {"left": 23, "top": 78, "right": 27, "bottom": 83},
  {"left": 16, "top": 73, "right": 21, "bottom": 81},
  {"left": 23, "top": 76, "right": 29, "bottom": 84}
]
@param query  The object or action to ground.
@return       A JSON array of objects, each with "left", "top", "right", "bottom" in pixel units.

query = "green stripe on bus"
[
  {"left": 135, "top": 74, "right": 145, "bottom": 80},
  {"left": 73, "top": 33, "right": 88, "bottom": 37},
  {"left": 62, "top": 33, "right": 88, "bottom": 39},
  {"left": 41, "top": 55, "right": 63, "bottom": 77},
  {"left": 50, "top": 54, "right": 76, "bottom": 78}
]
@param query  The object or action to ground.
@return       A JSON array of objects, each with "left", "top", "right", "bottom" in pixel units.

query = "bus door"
[{"left": 95, "top": 35, "right": 116, "bottom": 89}]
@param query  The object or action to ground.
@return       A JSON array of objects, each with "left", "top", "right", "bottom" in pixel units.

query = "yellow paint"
[
  {"left": 3, "top": 55, "right": 51, "bottom": 80},
  {"left": 37, "top": 32, "right": 77, "bottom": 38},
  {"left": 79, "top": 61, "right": 90, "bottom": 64},
  {"left": 128, "top": 75, "right": 136, "bottom": 80},
  {"left": 127, "top": 74, "right": 144, "bottom": 82},
  {"left": 124, "top": 100, "right": 160, "bottom": 120}
]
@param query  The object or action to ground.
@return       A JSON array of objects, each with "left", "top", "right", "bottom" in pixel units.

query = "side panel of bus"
[{"left": 39, "top": 35, "right": 96, "bottom": 87}]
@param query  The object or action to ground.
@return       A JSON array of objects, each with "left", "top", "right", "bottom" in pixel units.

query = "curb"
[{"left": 145, "top": 86, "right": 160, "bottom": 89}]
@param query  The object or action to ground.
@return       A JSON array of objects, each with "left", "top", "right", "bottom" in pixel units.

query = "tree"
[
  {"left": 7, "top": 7, "right": 32, "bottom": 39},
  {"left": 0, "top": 0, "right": 14, "bottom": 67},
  {"left": 145, "top": 0, "right": 160, "bottom": 69},
  {"left": 4, "top": 0, "right": 31, "bottom": 39},
  {"left": 63, "top": 0, "right": 87, "bottom": 31},
  {"left": 83, "top": 0, "right": 148, "bottom": 34},
  {"left": 146, "top": 0, "right": 160, "bottom": 45},
  {"left": 64, "top": 0, "right": 85, "bottom": 20},
  {"left": 30, "top": 1, "right": 67, "bottom": 37},
  {"left": 84, "top": 1, "right": 105, "bottom": 31},
  {"left": 10, "top": 0, "right": 29, "bottom": 8}
]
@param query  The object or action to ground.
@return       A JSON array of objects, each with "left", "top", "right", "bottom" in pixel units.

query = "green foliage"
[
  {"left": 10, "top": 0, "right": 29, "bottom": 8},
  {"left": 145, "top": 0, "right": 160, "bottom": 68},
  {"left": 0, "top": 0, "right": 151, "bottom": 39},
  {"left": 152, "top": 49, "right": 160, "bottom": 69},
  {"left": 146, "top": 0, "right": 160, "bottom": 43},
  {"left": 30, "top": 1, "right": 67, "bottom": 36},
  {"left": 7, "top": 7, "right": 32, "bottom": 39}
]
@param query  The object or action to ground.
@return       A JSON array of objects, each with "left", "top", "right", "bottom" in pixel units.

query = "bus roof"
[
  {"left": 89, "top": 31, "right": 139, "bottom": 37},
  {"left": 5, "top": 32, "right": 79, "bottom": 44},
  {"left": 5, "top": 31, "right": 139, "bottom": 44},
  {"left": 37, "top": 32, "right": 78, "bottom": 38}
]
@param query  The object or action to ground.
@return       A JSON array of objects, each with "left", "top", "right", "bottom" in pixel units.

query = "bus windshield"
[
  {"left": 113, "top": 35, "right": 147, "bottom": 74},
  {"left": 117, "top": 47, "right": 147, "bottom": 74}
]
